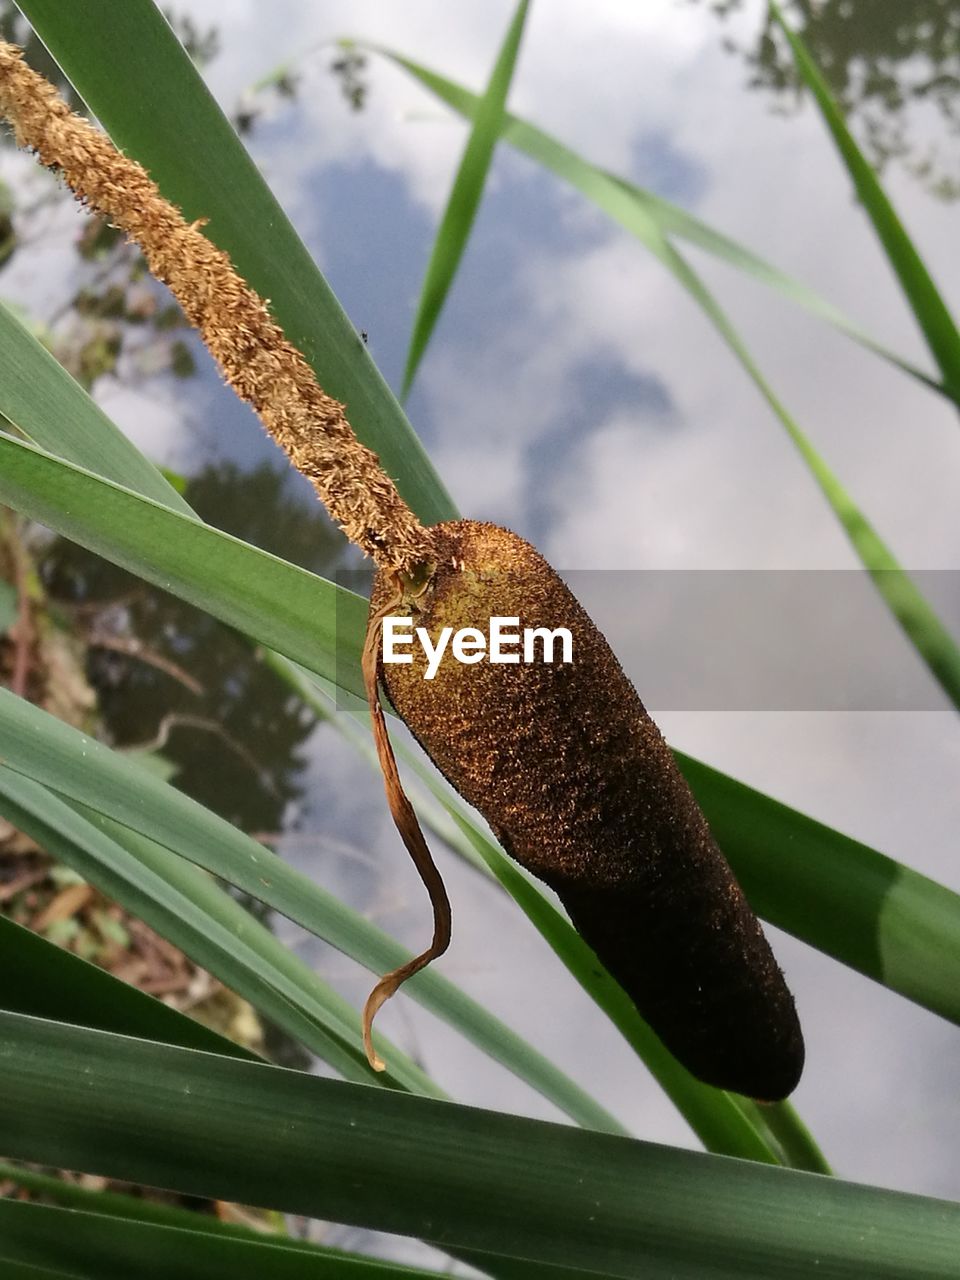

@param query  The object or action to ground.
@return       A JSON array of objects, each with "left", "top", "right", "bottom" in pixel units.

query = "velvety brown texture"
[{"left": 373, "top": 520, "right": 804, "bottom": 1100}]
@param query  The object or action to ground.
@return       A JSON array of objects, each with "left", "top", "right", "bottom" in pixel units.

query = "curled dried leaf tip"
[
  {"left": 0, "top": 39, "right": 433, "bottom": 574},
  {"left": 360, "top": 581, "right": 451, "bottom": 1071}
]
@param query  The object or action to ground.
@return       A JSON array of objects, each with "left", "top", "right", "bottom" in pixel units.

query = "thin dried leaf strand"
[{"left": 360, "top": 587, "right": 452, "bottom": 1070}]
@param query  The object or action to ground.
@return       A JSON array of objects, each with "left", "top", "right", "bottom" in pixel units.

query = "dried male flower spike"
[{"left": 372, "top": 522, "right": 805, "bottom": 1101}]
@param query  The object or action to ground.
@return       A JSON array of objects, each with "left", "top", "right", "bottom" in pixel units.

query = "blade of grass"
[
  {"left": 0, "top": 1200, "right": 446, "bottom": 1280},
  {"left": 356, "top": 43, "right": 956, "bottom": 408},
  {"left": 0, "top": 1165, "right": 284, "bottom": 1243},
  {"left": 0, "top": 1262, "right": 79, "bottom": 1280},
  {"left": 17, "top": 0, "right": 455, "bottom": 525},
  {"left": 0, "top": 302, "right": 194, "bottom": 514},
  {"left": 3, "top": 1011, "right": 959, "bottom": 1280},
  {"left": 0, "top": 432, "right": 370, "bottom": 701},
  {"left": 0, "top": 765, "right": 434, "bottom": 1093},
  {"left": 401, "top": 0, "right": 530, "bottom": 397},
  {"left": 0, "top": 912, "right": 253, "bottom": 1060},
  {"left": 652, "top": 234, "right": 960, "bottom": 713},
  {"left": 769, "top": 1, "right": 960, "bottom": 401},
  {"left": 676, "top": 751, "right": 960, "bottom": 1028}
]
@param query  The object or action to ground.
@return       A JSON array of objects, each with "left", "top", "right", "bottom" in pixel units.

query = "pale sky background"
[{"left": 3, "top": 0, "right": 959, "bottom": 1249}]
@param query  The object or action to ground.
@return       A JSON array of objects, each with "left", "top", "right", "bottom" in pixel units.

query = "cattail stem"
[{"left": 0, "top": 40, "right": 434, "bottom": 574}]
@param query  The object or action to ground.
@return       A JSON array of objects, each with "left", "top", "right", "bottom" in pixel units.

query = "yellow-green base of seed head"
[{"left": 372, "top": 519, "right": 804, "bottom": 1101}]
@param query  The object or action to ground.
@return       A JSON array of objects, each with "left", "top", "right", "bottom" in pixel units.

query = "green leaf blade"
[
  {"left": 0, "top": 302, "right": 193, "bottom": 514},
  {"left": 769, "top": 2, "right": 960, "bottom": 400},
  {"left": 0, "top": 1199, "right": 442, "bottom": 1280},
  {"left": 0, "top": 766, "right": 432, "bottom": 1092},
  {"left": 0, "top": 686, "right": 630, "bottom": 1133},
  {"left": 366, "top": 44, "right": 955, "bottom": 407},
  {"left": 2, "top": 1012, "right": 959, "bottom": 1279},
  {"left": 400, "top": 0, "right": 530, "bottom": 396},
  {"left": 0, "top": 432, "right": 368, "bottom": 700},
  {"left": 679, "top": 753, "right": 960, "bottom": 1025},
  {"left": 0, "top": 912, "right": 251, "bottom": 1060}
]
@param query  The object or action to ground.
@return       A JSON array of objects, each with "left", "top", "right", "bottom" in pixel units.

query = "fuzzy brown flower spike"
[{"left": 0, "top": 40, "right": 432, "bottom": 575}]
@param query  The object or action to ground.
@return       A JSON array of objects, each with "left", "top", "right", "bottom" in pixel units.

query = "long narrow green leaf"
[
  {"left": 0, "top": 766, "right": 433, "bottom": 1093},
  {"left": 0, "top": 1163, "right": 284, "bottom": 1244},
  {"left": 0, "top": 691, "right": 622, "bottom": 1134},
  {"left": 359, "top": 44, "right": 955, "bottom": 407},
  {"left": 364, "top": 46, "right": 960, "bottom": 713},
  {"left": 17, "top": 0, "right": 455, "bottom": 524},
  {"left": 0, "top": 1261, "right": 78, "bottom": 1280},
  {"left": 605, "top": 175, "right": 952, "bottom": 403},
  {"left": 769, "top": 2, "right": 960, "bottom": 400},
  {"left": 0, "top": 303, "right": 193, "bottom": 514},
  {"left": 0, "top": 1201, "right": 443, "bottom": 1280},
  {"left": 3, "top": 1013, "right": 959, "bottom": 1279},
  {"left": 649, "top": 233, "right": 960, "bottom": 713},
  {"left": 0, "top": 432, "right": 369, "bottom": 700},
  {"left": 401, "top": 0, "right": 530, "bottom": 396},
  {"left": 0, "top": 912, "right": 252, "bottom": 1060}
]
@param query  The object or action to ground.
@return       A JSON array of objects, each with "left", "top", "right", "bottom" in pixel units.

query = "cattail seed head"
[
  {"left": 373, "top": 520, "right": 804, "bottom": 1100},
  {"left": 0, "top": 43, "right": 803, "bottom": 1094}
]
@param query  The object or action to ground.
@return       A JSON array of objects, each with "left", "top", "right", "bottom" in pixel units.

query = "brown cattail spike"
[
  {"left": 0, "top": 42, "right": 803, "bottom": 1097},
  {"left": 372, "top": 521, "right": 804, "bottom": 1101},
  {"left": 0, "top": 40, "right": 432, "bottom": 575}
]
